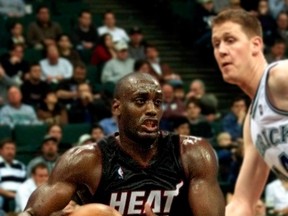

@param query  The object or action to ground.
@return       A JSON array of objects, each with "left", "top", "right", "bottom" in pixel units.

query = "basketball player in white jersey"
[{"left": 212, "top": 8, "right": 288, "bottom": 216}]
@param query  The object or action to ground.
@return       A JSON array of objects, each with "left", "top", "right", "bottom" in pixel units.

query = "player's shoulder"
[
  {"left": 179, "top": 135, "right": 209, "bottom": 151},
  {"left": 269, "top": 60, "right": 288, "bottom": 80}
]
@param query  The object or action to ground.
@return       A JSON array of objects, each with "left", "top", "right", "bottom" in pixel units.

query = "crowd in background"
[{"left": 0, "top": 0, "right": 288, "bottom": 215}]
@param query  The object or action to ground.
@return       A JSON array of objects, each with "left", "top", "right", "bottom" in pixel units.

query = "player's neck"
[
  {"left": 239, "top": 56, "right": 268, "bottom": 99},
  {"left": 116, "top": 134, "right": 158, "bottom": 168}
]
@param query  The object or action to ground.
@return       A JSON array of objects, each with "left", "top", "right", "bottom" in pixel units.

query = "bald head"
[{"left": 114, "top": 72, "right": 160, "bottom": 100}]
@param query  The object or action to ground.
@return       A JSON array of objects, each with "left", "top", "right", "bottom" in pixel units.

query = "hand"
[
  {"left": 10, "top": 56, "right": 20, "bottom": 64},
  {"left": 144, "top": 203, "right": 157, "bottom": 216},
  {"left": 82, "top": 42, "right": 94, "bottom": 49}
]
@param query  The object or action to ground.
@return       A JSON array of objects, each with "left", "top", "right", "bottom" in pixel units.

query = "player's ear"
[
  {"left": 251, "top": 36, "right": 263, "bottom": 56},
  {"left": 112, "top": 98, "right": 121, "bottom": 116}
]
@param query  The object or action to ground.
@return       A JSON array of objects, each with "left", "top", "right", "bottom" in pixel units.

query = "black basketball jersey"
[{"left": 91, "top": 131, "right": 192, "bottom": 216}]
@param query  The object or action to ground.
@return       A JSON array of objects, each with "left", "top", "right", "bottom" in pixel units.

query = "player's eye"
[
  {"left": 135, "top": 98, "right": 145, "bottom": 105},
  {"left": 154, "top": 99, "right": 162, "bottom": 107}
]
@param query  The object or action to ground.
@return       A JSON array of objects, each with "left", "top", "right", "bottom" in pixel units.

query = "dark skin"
[{"left": 21, "top": 73, "right": 224, "bottom": 216}]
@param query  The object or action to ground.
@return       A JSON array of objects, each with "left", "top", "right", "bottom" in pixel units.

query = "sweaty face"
[
  {"left": 116, "top": 78, "right": 163, "bottom": 144},
  {"left": 212, "top": 22, "right": 254, "bottom": 85}
]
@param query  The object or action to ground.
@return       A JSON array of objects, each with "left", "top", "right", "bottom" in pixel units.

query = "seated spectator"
[
  {"left": 186, "top": 98, "right": 213, "bottom": 138},
  {"left": 265, "top": 179, "right": 288, "bottom": 215},
  {"left": 47, "top": 124, "right": 71, "bottom": 152},
  {"left": 101, "top": 41, "right": 134, "bottom": 84},
  {"left": 97, "top": 10, "right": 129, "bottom": 43},
  {"left": 0, "top": 44, "right": 29, "bottom": 85},
  {"left": 90, "top": 124, "right": 105, "bottom": 142},
  {"left": 71, "top": 10, "right": 99, "bottom": 51},
  {"left": 90, "top": 33, "right": 116, "bottom": 66},
  {"left": 145, "top": 44, "right": 178, "bottom": 82},
  {"left": 274, "top": 11, "right": 288, "bottom": 46},
  {"left": 160, "top": 83, "right": 185, "bottom": 130},
  {"left": 265, "top": 38, "right": 287, "bottom": 63},
  {"left": 0, "top": 139, "right": 26, "bottom": 212},
  {"left": 128, "top": 26, "right": 146, "bottom": 60},
  {"left": 27, "top": 5, "right": 62, "bottom": 49},
  {"left": 21, "top": 63, "right": 50, "bottom": 108},
  {"left": 37, "top": 91, "right": 68, "bottom": 125},
  {"left": 99, "top": 112, "right": 118, "bottom": 135},
  {"left": 222, "top": 95, "right": 247, "bottom": 141},
  {"left": 269, "top": 0, "right": 288, "bottom": 19},
  {"left": 134, "top": 59, "right": 150, "bottom": 73},
  {"left": 15, "top": 163, "right": 48, "bottom": 212},
  {"left": 193, "top": 0, "right": 216, "bottom": 50},
  {"left": 57, "top": 34, "right": 82, "bottom": 66},
  {"left": 170, "top": 80, "right": 185, "bottom": 102},
  {"left": 172, "top": 116, "right": 190, "bottom": 136},
  {"left": 40, "top": 45, "right": 73, "bottom": 83},
  {"left": 0, "top": 66, "right": 17, "bottom": 106},
  {"left": 27, "top": 135, "right": 60, "bottom": 176},
  {"left": 0, "top": 0, "right": 25, "bottom": 18},
  {"left": 56, "top": 62, "right": 88, "bottom": 106},
  {"left": 0, "top": 86, "right": 41, "bottom": 128},
  {"left": 257, "top": 0, "right": 277, "bottom": 47},
  {"left": 68, "top": 83, "right": 101, "bottom": 124},
  {"left": 8, "top": 22, "right": 26, "bottom": 48}
]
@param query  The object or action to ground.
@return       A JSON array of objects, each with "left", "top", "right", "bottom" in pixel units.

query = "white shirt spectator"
[
  {"left": 0, "top": 0, "right": 25, "bottom": 17},
  {"left": 265, "top": 179, "right": 288, "bottom": 210},
  {"left": 15, "top": 178, "right": 36, "bottom": 212},
  {"left": 40, "top": 57, "right": 73, "bottom": 82},
  {"left": 98, "top": 26, "right": 129, "bottom": 43}
]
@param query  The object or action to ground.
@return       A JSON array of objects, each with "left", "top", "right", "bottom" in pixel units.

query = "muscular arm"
[
  {"left": 180, "top": 136, "right": 225, "bottom": 216},
  {"left": 22, "top": 144, "right": 102, "bottom": 216},
  {"left": 226, "top": 113, "right": 270, "bottom": 216}
]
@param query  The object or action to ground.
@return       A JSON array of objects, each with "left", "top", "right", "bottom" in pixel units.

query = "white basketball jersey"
[{"left": 250, "top": 61, "right": 288, "bottom": 179}]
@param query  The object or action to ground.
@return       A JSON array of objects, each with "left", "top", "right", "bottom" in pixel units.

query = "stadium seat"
[
  {"left": 24, "top": 48, "right": 43, "bottom": 63},
  {"left": 14, "top": 124, "right": 48, "bottom": 154},
  {"left": 0, "top": 125, "right": 12, "bottom": 141},
  {"left": 62, "top": 123, "right": 91, "bottom": 145}
]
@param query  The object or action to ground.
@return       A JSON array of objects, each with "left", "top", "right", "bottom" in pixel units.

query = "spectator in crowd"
[
  {"left": 186, "top": 98, "right": 213, "bottom": 138},
  {"left": 40, "top": 45, "right": 73, "bottom": 83},
  {"left": 171, "top": 81, "right": 185, "bottom": 101},
  {"left": 101, "top": 40, "right": 134, "bottom": 84},
  {"left": 145, "top": 44, "right": 178, "bottom": 82},
  {"left": 15, "top": 163, "right": 49, "bottom": 212},
  {"left": 97, "top": 10, "right": 129, "bottom": 43},
  {"left": 265, "top": 38, "right": 287, "bottom": 63},
  {"left": 194, "top": 0, "right": 216, "bottom": 50},
  {"left": 27, "top": 5, "right": 62, "bottom": 49},
  {"left": 269, "top": 0, "right": 288, "bottom": 19},
  {"left": 275, "top": 11, "right": 288, "bottom": 46},
  {"left": 8, "top": 22, "right": 26, "bottom": 48},
  {"left": 57, "top": 62, "right": 88, "bottom": 106},
  {"left": 47, "top": 124, "right": 71, "bottom": 152},
  {"left": 72, "top": 10, "right": 98, "bottom": 51},
  {"left": 68, "top": 83, "right": 100, "bottom": 124},
  {"left": 27, "top": 135, "right": 60, "bottom": 176},
  {"left": 98, "top": 110, "right": 118, "bottom": 135},
  {"left": 172, "top": 116, "right": 190, "bottom": 136},
  {"left": 0, "top": 139, "right": 26, "bottom": 212},
  {"left": 257, "top": 0, "right": 277, "bottom": 47},
  {"left": 90, "top": 124, "right": 105, "bottom": 142},
  {"left": 21, "top": 63, "right": 50, "bottom": 108},
  {"left": 254, "top": 199, "right": 266, "bottom": 216},
  {"left": 160, "top": 83, "right": 185, "bottom": 130},
  {"left": 222, "top": 95, "right": 247, "bottom": 141},
  {"left": 0, "top": 66, "right": 17, "bottom": 106},
  {"left": 90, "top": 33, "right": 116, "bottom": 66},
  {"left": 265, "top": 178, "right": 288, "bottom": 215},
  {"left": 186, "top": 79, "right": 206, "bottom": 99},
  {"left": 0, "top": 44, "right": 29, "bottom": 85},
  {"left": 0, "top": 0, "right": 25, "bottom": 18},
  {"left": 133, "top": 59, "right": 150, "bottom": 73},
  {"left": 128, "top": 26, "right": 146, "bottom": 60},
  {"left": 37, "top": 91, "right": 68, "bottom": 125},
  {"left": 0, "top": 86, "right": 41, "bottom": 128},
  {"left": 57, "top": 34, "right": 82, "bottom": 66}
]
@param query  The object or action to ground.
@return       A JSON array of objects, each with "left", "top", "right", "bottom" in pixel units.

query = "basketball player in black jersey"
[{"left": 20, "top": 73, "right": 225, "bottom": 216}]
